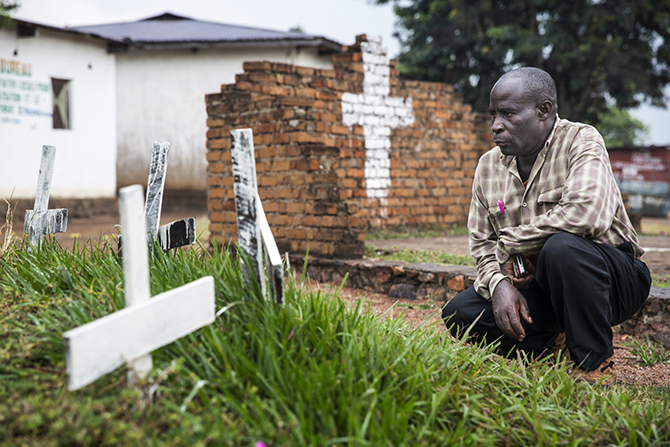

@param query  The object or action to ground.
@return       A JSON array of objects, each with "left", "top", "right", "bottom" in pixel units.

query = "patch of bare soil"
[{"left": 308, "top": 281, "right": 670, "bottom": 387}]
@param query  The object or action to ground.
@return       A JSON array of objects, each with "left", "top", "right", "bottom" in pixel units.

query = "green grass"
[
  {"left": 366, "top": 224, "right": 469, "bottom": 240},
  {"left": 366, "top": 245, "right": 474, "bottom": 266},
  {"left": 2, "top": 237, "right": 670, "bottom": 445},
  {"left": 640, "top": 217, "right": 670, "bottom": 236},
  {"left": 652, "top": 274, "right": 670, "bottom": 288},
  {"left": 624, "top": 336, "right": 670, "bottom": 367}
]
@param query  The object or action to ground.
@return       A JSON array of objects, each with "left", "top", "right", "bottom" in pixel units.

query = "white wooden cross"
[
  {"left": 119, "top": 142, "right": 196, "bottom": 251},
  {"left": 63, "top": 185, "right": 215, "bottom": 391},
  {"left": 231, "top": 129, "right": 284, "bottom": 305},
  {"left": 24, "top": 145, "right": 68, "bottom": 249}
]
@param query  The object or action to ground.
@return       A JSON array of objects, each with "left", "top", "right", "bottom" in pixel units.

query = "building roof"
[{"left": 72, "top": 13, "right": 342, "bottom": 53}]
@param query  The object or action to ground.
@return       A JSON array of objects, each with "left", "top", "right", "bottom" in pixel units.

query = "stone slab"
[
  {"left": 289, "top": 254, "right": 477, "bottom": 302},
  {"left": 618, "top": 287, "right": 670, "bottom": 349}
]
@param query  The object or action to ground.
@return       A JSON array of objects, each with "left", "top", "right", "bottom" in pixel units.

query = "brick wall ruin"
[{"left": 206, "top": 35, "right": 493, "bottom": 258}]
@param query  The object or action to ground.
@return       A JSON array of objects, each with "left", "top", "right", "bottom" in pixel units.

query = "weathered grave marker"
[
  {"left": 24, "top": 145, "right": 68, "bottom": 249},
  {"left": 64, "top": 185, "right": 215, "bottom": 391},
  {"left": 231, "top": 129, "right": 284, "bottom": 304},
  {"left": 257, "top": 193, "right": 284, "bottom": 305},
  {"left": 118, "top": 142, "right": 196, "bottom": 251}
]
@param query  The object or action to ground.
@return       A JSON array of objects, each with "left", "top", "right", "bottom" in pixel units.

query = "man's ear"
[{"left": 537, "top": 100, "right": 553, "bottom": 120}]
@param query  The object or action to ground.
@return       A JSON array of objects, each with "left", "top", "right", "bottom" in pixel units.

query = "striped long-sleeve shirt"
[{"left": 469, "top": 116, "right": 643, "bottom": 299}]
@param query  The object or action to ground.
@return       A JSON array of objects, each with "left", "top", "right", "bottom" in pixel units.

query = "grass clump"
[
  {"left": 652, "top": 274, "right": 670, "bottom": 288},
  {"left": 366, "top": 244, "right": 474, "bottom": 266},
  {"left": 624, "top": 336, "right": 670, "bottom": 367},
  {"left": 1, "top": 237, "right": 670, "bottom": 445},
  {"left": 366, "top": 224, "right": 468, "bottom": 240}
]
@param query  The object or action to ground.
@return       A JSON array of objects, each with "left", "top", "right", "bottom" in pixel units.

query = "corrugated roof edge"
[
  {"left": 71, "top": 12, "right": 343, "bottom": 53},
  {"left": 11, "top": 17, "right": 129, "bottom": 46}
]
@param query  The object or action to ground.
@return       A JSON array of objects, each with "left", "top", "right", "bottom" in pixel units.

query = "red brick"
[
  {"left": 328, "top": 124, "right": 349, "bottom": 135},
  {"left": 321, "top": 216, "right": 347, "bottom": 227},
  {"left": 209, "top": 162, "right": 227, "bottom": 173},
  {"left": 292, "top": 132, "right": 325, "bottom": 144},
  {"left": 302, "top": 215, "right": 321, "bottom": 226},
  {"left": 289, "top": 228, "right": 306, "bottom": 240},
  {"left": 258, "top": 123, "right": 276, "bottom": 133},
  {"left": 271, "top": 62, "right": 294, "bottom": 73},
  {"left": 209, "top": 138, "right": 230, "bottom": 150},
  {"left": 267, "top": 86, "right": 290, "bottom": 96},
  {"left": 272, "top": 160, "right": 290, "bottom": 171},
  {"left": 243, "top": 61, "right": 272, "bottom": 71},
  {"left": 286, "top": 203, "right": 305, "bottom": 214},
  {"left": 295, "top": 88, "right": 317, "bottom": 98},
  {"left": 274, "top": 215, "right": 291, "bottom": 226},
  {"left": 206, "top": 128, "right": 221, "bottom": 139},
  {"left": 295, "top": 66, "right": 315, "bottom": 76},
  {"left": 280, "top": 96, "right": 315, "bottom": 107},
  {"left": 260, "top": 175, "right": 278, "bottom": 186},
  {"left": 206, "top": 151, "right": 221, "bottom": 162},
  {"left": 272, "top": 133, "right": 290, "bottom": 144},
  {"left": 248, "top": 72, "right": 275, "bottom": 83}
]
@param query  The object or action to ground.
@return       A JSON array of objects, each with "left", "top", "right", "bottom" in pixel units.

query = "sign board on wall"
[{"left": 0, "top": 58, "right": 52, "bottom": 126}]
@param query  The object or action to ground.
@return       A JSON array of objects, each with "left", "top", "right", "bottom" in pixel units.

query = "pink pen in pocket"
[{"left": 498, "top": 200, "right": 505, "bottom": 215}]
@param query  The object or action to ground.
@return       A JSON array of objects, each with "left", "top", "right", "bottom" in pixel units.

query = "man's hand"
[
  {"left": 500, "top": 256, "right": 536, "bottom": 289},
  {"left": 491, "top": 279, "right": 533, "bottom": 341}
]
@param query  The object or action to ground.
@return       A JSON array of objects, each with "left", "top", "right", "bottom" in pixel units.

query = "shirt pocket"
[
  {"left": 487, "top": 204, "right": 508, "bottom": 236},
  {"left": 537, "top": 187, "right": 562, "bottom": 210}
]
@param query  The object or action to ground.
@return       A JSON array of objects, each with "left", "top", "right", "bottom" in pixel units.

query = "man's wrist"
[{"left": 489, "top": 274, "right": 512, "bottom": 297}]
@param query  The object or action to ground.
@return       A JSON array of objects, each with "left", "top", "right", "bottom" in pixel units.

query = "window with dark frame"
[{"left": 51, "top": 78, "right": 70, "bottom": 130}]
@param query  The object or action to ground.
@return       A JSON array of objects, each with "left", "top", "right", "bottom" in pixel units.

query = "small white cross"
[
  {"left": 63, "top": 185, "right": 215, "bottom": 391},
  {"left": 24, "top": 145, "right": 68, "bottom": 249},
  {"left": 118, "top": 142, "right": 196, "bottom": 251}
]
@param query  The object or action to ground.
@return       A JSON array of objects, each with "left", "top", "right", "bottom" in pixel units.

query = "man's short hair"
[{"left": 497, "top": 67, "right": 557, "bottom": 110}]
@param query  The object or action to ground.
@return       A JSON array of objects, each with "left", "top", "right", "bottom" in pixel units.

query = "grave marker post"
[
  {"left": 119, "top": 184, "right": 153, "bottom": 382},
  {"left": 231, "top": 129, "right": 265, "bottom": 294},
  {"left": 24, "top": 145, "right": 68, "bottom": 249},
  {"left": 231, "top": 129, "right": 285, "bottom": 304},
  {"left": 63, "top": 185, "right": 215, "bottom": 391},
  {"left": 145, "top": 142, "right": 170, "bottom": 241},
  {"left": 117, "top": 142, "right": 196, "bottom": 251}
]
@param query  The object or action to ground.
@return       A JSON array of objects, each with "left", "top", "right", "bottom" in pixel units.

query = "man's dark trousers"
[{"left": 442, "top": 232, "right": 651, "bottom": 370}]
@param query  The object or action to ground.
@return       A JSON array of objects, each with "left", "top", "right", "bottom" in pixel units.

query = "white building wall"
[
  {"left": 116, "top": 45, "right": 333, "bottom": 191},
  {"left": 0, "top": 27, "right": 116, "bottom": 200}
]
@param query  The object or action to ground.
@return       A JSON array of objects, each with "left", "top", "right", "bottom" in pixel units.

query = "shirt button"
[{"left": 523, "top": 202, "right": 527, "bottom": 207}]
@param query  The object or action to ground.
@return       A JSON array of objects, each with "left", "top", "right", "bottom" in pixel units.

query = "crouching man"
[{"left": 442, "top": 67, "right": 651, "bottom": 385}]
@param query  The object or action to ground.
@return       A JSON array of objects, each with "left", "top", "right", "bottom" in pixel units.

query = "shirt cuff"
[
  {"left": 495, "top": 240, "right": 511, "bottom": 264},
  {"left": 489, "top": 273, "right": 511, "bottom": 297}
]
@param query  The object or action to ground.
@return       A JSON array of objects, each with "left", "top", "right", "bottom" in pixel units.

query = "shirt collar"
[{"left": 499, "top": 114, "right": 560, "bottom": 168}]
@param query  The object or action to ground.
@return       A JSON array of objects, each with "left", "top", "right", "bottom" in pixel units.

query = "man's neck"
[{"left": 517, "top": 115, "right": 556, "bottom": 183}]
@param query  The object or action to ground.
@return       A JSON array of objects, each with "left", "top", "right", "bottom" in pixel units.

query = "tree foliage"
[
  {"left": 597, "top": 105, "right": 648, "bottom": 148},
  {"left": 376, "top": 0, "right": 670, "bottom": 129},
  {"left": 0, "top": 1, "right": 19, "bottom": 29}
]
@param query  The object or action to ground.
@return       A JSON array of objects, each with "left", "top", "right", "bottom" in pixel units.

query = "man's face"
[{"left": 489, "top": 77, "right": 546, "bottom": 158}]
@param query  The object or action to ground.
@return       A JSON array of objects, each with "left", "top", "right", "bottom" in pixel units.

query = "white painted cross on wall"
[{"left": 341, "top": 37, "right": 415, "bottom": 199}]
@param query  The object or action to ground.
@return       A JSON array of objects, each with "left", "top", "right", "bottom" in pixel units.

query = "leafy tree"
[
  {"left": 597, "top": 105, "right": 648, "bottom": 148},
  {"left": 0, "top": 0, "right": 19, "bottom": 29},
  {"left": 375, "top": 0, "right": 670, "bottom": 129}
]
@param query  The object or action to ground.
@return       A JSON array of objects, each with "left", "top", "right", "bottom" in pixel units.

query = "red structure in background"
[{"left": 608, "top": 146, "right": 670, "bottom": 217}]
